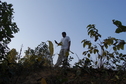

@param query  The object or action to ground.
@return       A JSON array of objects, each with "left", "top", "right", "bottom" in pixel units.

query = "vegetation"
[{"left": 0, "top": 1, "right": 126, "bottom": 84}]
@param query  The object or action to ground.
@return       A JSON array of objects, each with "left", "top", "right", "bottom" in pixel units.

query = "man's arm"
[
  {"left": 68, "top": 41, "right": 71, "bottom": 51},
  {"left": 54, "top": 40, "right": 62, "bottom": 46}
]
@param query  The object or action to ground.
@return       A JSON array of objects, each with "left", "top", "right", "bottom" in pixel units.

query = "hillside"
[{"left": 9, "top": 66, "right": 126, "bottom": 84}]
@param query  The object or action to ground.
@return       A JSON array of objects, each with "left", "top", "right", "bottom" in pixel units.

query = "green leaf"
[
  {"left": 115, "top": 28, "right": 122, "bottom": 33},
  {"left": 87, "top": 27, "right": 92, "bottom": 31},
  {"left": 98, "top": 34, "right": 101, "bottom": 38},
  {"left": 86, "top": 58, "right": 90, "bottom": 62},
  {"left": 83, "top": 42, "right": 86, "bottom": 48},
  {"left": 120, "top": 44, "right": 124, "bottom": 50},
  {"left": 87, "top": 53, "right": 90, "bottom": 58},
  {"left": 120, "top": 58, "right": 124, "bottom": 60},
  {"left": 9, "top": 34, "right": 14, "bottom": 38},
  {"left": 109, "top": 54, "right": 114, "bottom": 58},
  {"left": 88, "top": 30, "right": 93, "bottom": 35},
  {"left": 95, "top": 37, "right": 98, "bottom": 42},
  {"left": 37, "top": 57, "right": 42, "bottom": 62},
  {"left": 115, "top": 75, "right": 119, "bottom": 80},
  {"left": 86, "top": 24, "right": 92, "bottom": 28},
  {"left": 48, "top": 41, "right": 54, "bottom": 56},
  {"left": 113, "top": 47, "right": 116, "bottom": 51},
  {"left": 88, "top": 43, "right": 92, "bottom": 48},
  {"left": 104, "top": 44, "right": 108, "bottom": 49},
  {"left": 7, "top": 37, "right": 11, "bottom": 41},
  {"left": 81, "top": 39, "right": 86, "bottom": 43},
  {"left": 107, "top": 56, "right": 109, "bottom": 60},
  {"left": 83, "top": 51, "right": 88, "bottom": 55},
  {"left": 102, "top": 51, "right": 106, "bottom": 56},
  {"left": 94, "top": 49, "right": 98, "bottom": 54}
]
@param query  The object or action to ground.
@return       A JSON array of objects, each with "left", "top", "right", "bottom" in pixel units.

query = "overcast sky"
[{"left": 3, "top": 0, "right": 126, "bottom": 65}]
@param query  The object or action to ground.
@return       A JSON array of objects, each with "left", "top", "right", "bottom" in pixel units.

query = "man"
[{"left": 54, "top": 32, "right": 71, "bottom": 67}]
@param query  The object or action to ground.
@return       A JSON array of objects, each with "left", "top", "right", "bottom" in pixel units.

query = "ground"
[{"left": 9, "top": 66, "right": 126, "bottom": 84}]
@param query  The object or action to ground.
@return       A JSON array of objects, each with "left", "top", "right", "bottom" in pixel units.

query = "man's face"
[{"left": 62, "top": 33, "right": 66, "bottom": 38}]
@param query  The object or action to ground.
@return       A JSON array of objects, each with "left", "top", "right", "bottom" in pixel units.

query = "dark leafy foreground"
[{"left": 7, "top": 66, "right": 126, "bottom": 84}]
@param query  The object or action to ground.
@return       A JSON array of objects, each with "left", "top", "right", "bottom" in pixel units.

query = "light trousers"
[{"left": 55, "top": 49, "right": 68, "bottom": 67}]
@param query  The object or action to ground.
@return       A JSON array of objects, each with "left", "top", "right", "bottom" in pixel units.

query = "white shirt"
[{"left": 60, "top": 36, "right": 71, "bottom": 49}]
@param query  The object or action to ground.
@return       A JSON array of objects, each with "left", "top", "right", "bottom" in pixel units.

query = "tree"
[
  {"left": 19, "top": 41, "right": 54, "bottom": 68},
  {"left": 0, "top": 1, "right": 19, "bottom": 83},
  {"left": 0, "top": 1, "right": 19, "bottom": 63},
  {"left": 81, "top": 23, "right": 126, "bottom": 70},
  {"left": 113, "top": 19, "right": 126, "bottom": 70}
]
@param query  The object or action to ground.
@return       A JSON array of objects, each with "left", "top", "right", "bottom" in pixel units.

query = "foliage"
[
  {"left": 48, "top": 40, "right": 54, "bottom": 56},
  {"left": 6, "top": 48, "right": 18, "bottom": 63},
  {"left": 12, "top": 19, "right": 125, "bottom": 83},
  {"left": 80, "top": 23, "right": 126, "bottom": 69},
  {"left": 0, "top": 1, "right": 126, "bottom": 83},
  {"left": 0, "top": 1, "right": 19, "bottom": 62},
  {"left": 0, "top": 1, "right": 19, "bottom": 84},
  {"left": 19, "top": 41, "right": 54, "bottom": 68},
  {"left": 113, "top": 20, "right": 126, "bottom": 33}
]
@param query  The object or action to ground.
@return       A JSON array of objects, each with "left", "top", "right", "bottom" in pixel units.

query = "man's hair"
[{"left": 62, "top": 32, "right": 66, "bottom": 35}]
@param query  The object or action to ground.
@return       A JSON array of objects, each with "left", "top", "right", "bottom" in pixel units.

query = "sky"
[{"left": 2, "top": 0, "right": 126, "bottom": 65}]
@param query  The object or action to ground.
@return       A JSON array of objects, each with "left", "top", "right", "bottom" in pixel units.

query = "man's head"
[{"left": 62, "top": 32, "right": 66, "bottom": 38}]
